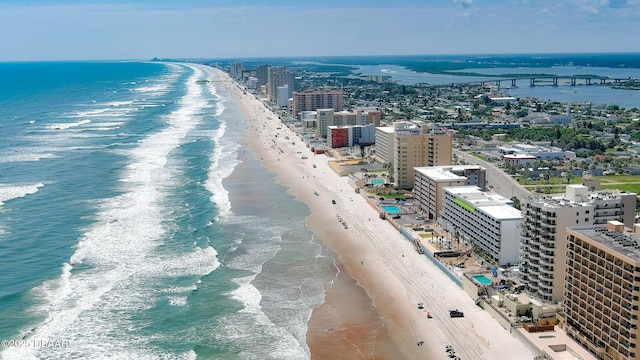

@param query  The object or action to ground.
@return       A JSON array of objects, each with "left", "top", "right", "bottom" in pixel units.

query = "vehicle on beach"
[
  {"left": 449, "top": 309, "right": 464, "bottom": 318},
  {"left": 331, "top": 199, "right": 336, "bottom": 204}
]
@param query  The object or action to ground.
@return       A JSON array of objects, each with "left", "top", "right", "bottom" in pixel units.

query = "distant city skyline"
[{"left": 0, "top": 0, "right": 638, "bottom": 61}]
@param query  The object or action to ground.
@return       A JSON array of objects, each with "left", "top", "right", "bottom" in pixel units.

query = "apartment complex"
[
  {"left": 520, "top": 185, "right": 637, "bottom": 303},
  {"left": 267, "top": 66, "right": 294, "bottom": 101},
  {"left": 565, "top": 223, "right": 640, "bottom": 360},
  {"left": 439, "top": 186, "right": 522, "bottom": 265},
  {"left": 327, "top": 124, "right": 376, "bottom": 148},
  {"left": 256, "top": 64, "right": 269, "bottom": 88},
  {"left": 356, "top": 109, "right": 381, "bottom": 127},
  {"left": 413, "top": 165, "right": 487, "bottom": 221},
  {"left": 374, "top": 126, "right": 395, "bottom": 166},
  {"left": 394, "top": 124, "right": 452, "bottom": 189},
  {"left": 315, "top": 109, "right": 377, "bottom": 139},
  {"left": 291, "top": 89, "right": 343, "bottom": 119}
]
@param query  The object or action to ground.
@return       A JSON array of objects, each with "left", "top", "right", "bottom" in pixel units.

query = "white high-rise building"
[
  {"left": 276, "top": 85, "right": 289, "bottom": 108},
  {"left": 439, "top": 186, "right": 522, "bottom": 265}
]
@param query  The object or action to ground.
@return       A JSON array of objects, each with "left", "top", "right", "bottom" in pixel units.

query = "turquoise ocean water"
[{"left": 0, "top": 61, "right": 332, "bottom": 359}]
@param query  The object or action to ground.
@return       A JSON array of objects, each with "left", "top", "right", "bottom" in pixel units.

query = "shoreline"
[{"left": 214, "top": 68, "right": 537, "bottom": 360}]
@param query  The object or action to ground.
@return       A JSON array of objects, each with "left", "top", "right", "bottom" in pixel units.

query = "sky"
[{"left": 0, "top": 0, "right": 638, "bottom": 61}]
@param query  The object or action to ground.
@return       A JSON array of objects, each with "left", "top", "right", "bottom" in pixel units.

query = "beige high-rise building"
[
  {"left": 316, "top": 109, "right": 334, "bottom": 138},
  {"left": 291, "top": 89, "right": 343, "bottom": 119},
  {"left": 333, "top": 110, "right": 357, "bottom": 126},
  {"left": 356, "top": 109, "right": 381, "bottom": 127},
  {"left": 520, "top": 185, "right": 637, "bottom": 303},
  {"left": 393, "top": 124, "right": 453, "bottom": 189},
  {"left": 267, "top": 67, "right": 294, "bottom": 101},
  {"left": 565, "top": 223, "right": 640, "bottom": 360}
]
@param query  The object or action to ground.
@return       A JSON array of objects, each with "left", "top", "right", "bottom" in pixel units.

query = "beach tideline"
[{"left": 216, "top": 68, "right": 536, "bottom": 360}]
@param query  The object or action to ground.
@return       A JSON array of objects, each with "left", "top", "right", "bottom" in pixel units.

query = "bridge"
[{"left": 429, "top": 75, "right": 637, "bottom": 88}]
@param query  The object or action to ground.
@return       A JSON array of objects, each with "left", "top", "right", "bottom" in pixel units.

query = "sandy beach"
[{"left": 216, "top": 69, "right": 537, "bottom": 360}]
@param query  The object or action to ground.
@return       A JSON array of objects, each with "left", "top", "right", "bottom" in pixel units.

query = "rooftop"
[
  {"left": 445, "top": 186, "right": 522, "bottom": 220},
  {"left": 415, "top": 165, "right": 485, "bottom": 181},
  {"left": 569, "top": 226, "right": 640, "bottom": 262}
]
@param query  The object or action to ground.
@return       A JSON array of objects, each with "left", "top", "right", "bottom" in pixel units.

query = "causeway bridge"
[{"left": 430, "top": 75, "right": 637, "bottom": 88}]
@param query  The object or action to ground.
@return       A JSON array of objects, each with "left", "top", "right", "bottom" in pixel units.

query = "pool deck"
[{"left": 472, "top": 275, "right": 493, "bottom": 286}]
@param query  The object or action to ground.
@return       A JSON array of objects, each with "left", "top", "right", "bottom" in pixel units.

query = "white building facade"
[{"left": 439, "top": 186, "right": 522, "bottom": 266}]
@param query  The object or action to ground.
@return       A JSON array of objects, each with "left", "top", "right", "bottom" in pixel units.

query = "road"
[{"left": 454, "top": 149, "right": 530, "bottom": 200}]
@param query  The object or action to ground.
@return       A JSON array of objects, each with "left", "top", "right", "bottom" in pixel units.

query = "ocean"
[{"left": 0, "top": 61, "right": 331, "bottom": 359}]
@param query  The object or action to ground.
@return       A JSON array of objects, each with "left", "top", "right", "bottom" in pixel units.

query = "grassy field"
[
  {"left": 517, "top": 176, "right": 583, "bottom": 186},
  {"left": 523, "top": 184, "right": 574, "bottom": 194},
  {"left": 519, "top": 175, "right": 640, "bottom": 195},
  {"left": 594, "top": 175, "right": 640, "bottom": 183},
  {"left": 469, "top": 152, "right": 488, "bottom": 161},
  {"left": 601, "top": 184, "right": 640, "bottom": 193}
]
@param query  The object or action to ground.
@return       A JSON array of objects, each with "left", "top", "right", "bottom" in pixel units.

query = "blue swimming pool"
[
  {"left": 371, "top": 179, "right": 384, "bottom": 185},
  {"left": 472, "top": 274, "right": 493, "bottom": 285},
  {"left": 382, "top": 205, "right": 402, "bottom": 214}
]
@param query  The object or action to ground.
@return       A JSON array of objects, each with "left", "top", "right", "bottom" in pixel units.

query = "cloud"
[{"left": 453, "top": 0, "right": 473, "bottom": 7}]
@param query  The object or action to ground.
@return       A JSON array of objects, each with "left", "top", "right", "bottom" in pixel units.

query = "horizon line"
[{"left": 3, "top": 51, "right": 640, "bottom": 64}]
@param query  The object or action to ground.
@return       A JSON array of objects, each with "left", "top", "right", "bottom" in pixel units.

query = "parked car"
[{"left": 449, "top": 309, "right": 464, "bottom": 318}]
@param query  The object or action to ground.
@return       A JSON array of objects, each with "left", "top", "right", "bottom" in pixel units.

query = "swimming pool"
[
  {"left": 371, "top": 179, "right": 384, "bottom": 185},
  {"left": 382, "top": 205, "right": 402, "bottom": 214},
  {"left": 472, "top": 275, "right": 493, "bottom": 286}
]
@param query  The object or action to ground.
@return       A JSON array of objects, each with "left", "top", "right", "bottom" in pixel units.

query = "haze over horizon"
[{"left": 0, "top": 0, "right": 638, "bottom": 62}]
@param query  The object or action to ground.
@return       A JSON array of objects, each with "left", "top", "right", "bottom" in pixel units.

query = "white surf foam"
[
  {"left": 216, "top": 275, "right": 309, "bottom": 360},
  {"left": 0, "top": 183, "right": 44, "bottom": 206},
  {"left": 1, "top": 63, "right": 221, "bottom": 360},
  {"left": 0, "top": 151, "right": 58, "bottom": 163},
  {"left": 197, "top": 67, "right": 239, "bottom": 220},
  {"left": 46, "top": 119, "right": 91, "bottom": 131}
]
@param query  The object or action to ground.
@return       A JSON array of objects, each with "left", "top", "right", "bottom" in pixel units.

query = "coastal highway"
[{"left": 454, "top": 149, "right": 530, "bottom": 200}]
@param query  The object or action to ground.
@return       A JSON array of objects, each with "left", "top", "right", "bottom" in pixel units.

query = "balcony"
[
  {"left": 540, "top": 243, "right": 556, "bottom": 252},
  {"left": 539, "top": 281, "right": 554, "bottom": 291},
  {"left": 540, "top": 258, "right": 555, "bottom": 267},
  {"left": 539, "top": 271, "right": 554, "bottom": 282}
]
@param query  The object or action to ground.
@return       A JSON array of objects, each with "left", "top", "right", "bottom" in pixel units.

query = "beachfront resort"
[{"left": 220, "top": 61, "right": 640, "bottom": 360}]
